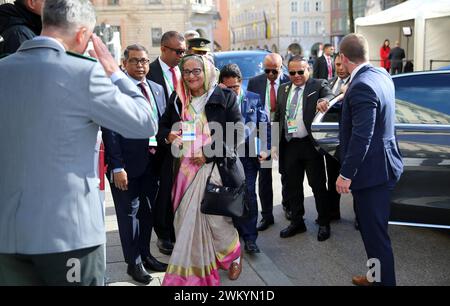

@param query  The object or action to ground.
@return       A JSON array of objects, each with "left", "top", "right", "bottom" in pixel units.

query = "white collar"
[
  {"left": 350, "top": 63, "right": 369, "bottom": 83},
  {"left": 158, "top": 56, "right": 176, "bottom": 73},
  {"left": 33, "top": 36, "right": 66, "bottom": 51},
  {"left": 267, "top": 75, "right": 281, "bottom": 86},
  {"left": 127, "top": 74, "right": 148, "bottom": 87}
]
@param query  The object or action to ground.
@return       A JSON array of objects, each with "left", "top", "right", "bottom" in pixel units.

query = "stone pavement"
[{"left": 105, "top": 162, "right": 450, "bottom": 286}]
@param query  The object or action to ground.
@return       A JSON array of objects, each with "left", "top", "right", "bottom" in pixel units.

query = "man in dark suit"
[
  {"left": 389, "top": 41, "right": 405, "bottom": 75},
  {"left": 247, "top": 53, "right": 290, "bottom": 231},
  {"left": 337, "top": 34, "right": 403, "bottom": 286},
  {"left": 313, "top": 43, "right": 335, "bottom": 80},
  {"left": 219, "top": 64, "right": 271, "bottom": 254},
  {"left": 274, "top": 56, "right": 334, "bottom": 241},
  {"left": 317, "top": 55, "right": 359, "bottom": 230},
  {"left": 147, "top": 31, "right": 186, "bottom": 255},
  {"left": 103, "top": 44, "right": 168, "bottom": 284}
]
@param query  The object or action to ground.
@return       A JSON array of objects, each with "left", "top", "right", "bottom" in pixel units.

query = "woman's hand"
[
  {"left": 191, "top": 151, "right": 206, "bottom": 166},
  {"left": 167, "top": 130, "right": 182, "bottom": 147}
]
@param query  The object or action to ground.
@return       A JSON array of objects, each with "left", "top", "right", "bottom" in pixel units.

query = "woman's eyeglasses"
[
  {"left": 164, "top": 45, "right": 186, "bottom": 56},
  {"left": 289, "top": 70, "right": 305, "bottom": 76},
  {"left": 264, "top": 69, "right": 279, "bottom": 75},
  {"left": 182, "top": 68, "right": 203, "bottom": 77}
]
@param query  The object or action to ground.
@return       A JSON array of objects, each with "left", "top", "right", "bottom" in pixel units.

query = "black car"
[
  {"left": 213, "top": 50, "right": 287, "bottom": 91},
  {"left": 311, "top": 70, "right": 450, "bottom": 229}
]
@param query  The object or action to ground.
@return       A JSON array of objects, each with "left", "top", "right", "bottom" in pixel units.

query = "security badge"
[{"left": 182, "top": 120, "right": 196, "bottom": 142}]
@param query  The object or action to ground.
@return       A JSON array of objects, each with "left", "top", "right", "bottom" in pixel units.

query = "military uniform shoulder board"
[{"left": 66, "top": 51, "right": 97, "bottom": 62}]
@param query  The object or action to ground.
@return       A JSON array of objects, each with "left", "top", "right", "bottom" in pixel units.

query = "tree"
[{"left": 348, "top": 0, "right": 354, "bottom": 33}]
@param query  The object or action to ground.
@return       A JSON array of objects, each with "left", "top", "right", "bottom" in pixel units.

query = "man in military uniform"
[{"left": 187, "top": 37, "right": 211, "bottom": 55}]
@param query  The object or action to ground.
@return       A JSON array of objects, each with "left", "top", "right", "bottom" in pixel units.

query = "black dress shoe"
[
  {"left": 257, "top": 218, "right": 274, "bottom": 231},
  {"left": 157, "top": 238, "right": 174, "bottom": 255},
  {"left": 317, "top": 225, "right": 331, "bottom": 241},
  {"left": 244, "top": 240, "right": 260, "bottom": 254},
  {"left": 280, "top": 222, "right": 307, "bottom": 238},
  {"left": 127, "top": 263, "right": 152, "bottom": 284},
  {"left": 142, "top": 255, "right": 168, "bottom": 272}
]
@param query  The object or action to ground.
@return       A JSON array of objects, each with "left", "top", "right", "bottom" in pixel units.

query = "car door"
[{"left": 311, "top": 71, "right": 450, "bottom": 229}]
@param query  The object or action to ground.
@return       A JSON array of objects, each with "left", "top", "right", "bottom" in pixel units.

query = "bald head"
[{"left": 263, "top": 53, "right": 283, "bottom": 81}]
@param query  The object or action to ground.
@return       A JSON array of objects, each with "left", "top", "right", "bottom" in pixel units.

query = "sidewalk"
[
  {"left": 104, "top": 164, "right": 450, "bottom": 286},
  {"left": 104, "top": 183, "right": 292, "bottom": 286}
]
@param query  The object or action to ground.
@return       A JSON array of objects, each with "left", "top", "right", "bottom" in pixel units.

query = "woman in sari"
[{"left": 157, "top": 54, "right": 244, "bottom": 286}]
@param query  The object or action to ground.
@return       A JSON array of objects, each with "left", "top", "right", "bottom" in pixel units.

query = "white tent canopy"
[{"left": 355, "top": 0, "right": 450, "bottom": 71}]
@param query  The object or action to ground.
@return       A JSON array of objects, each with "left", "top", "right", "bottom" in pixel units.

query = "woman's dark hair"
[{"left": 219, "top": 64, "right": 242, "bottom": 83}]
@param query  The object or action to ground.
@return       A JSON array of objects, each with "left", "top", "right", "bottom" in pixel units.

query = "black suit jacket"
[
  {"left": 102, "top": 79, "right": 166, "bottom": 179},
  {"left": 313, "top": 55, "right": 335, "bottom": 80},
  {"left": 274, "top": 78, "right": 333, "bottom": 143},
  {"left": 247, "top": 73, "right": 290, "bottom": 112},
  {"left": 147, "top": 58, "right": 171, "bottom": 102}
]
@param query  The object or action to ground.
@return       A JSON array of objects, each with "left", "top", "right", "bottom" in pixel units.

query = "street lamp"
[{"left": 402, "top": 26, "right": 412, "bottom": 60}]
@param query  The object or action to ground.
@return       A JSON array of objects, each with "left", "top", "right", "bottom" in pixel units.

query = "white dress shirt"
[
  {"left": 158, "top": 57, "right": 181, "bottom": 96},
  {"left": 288, "top": 84, "right": 309, "bottom": 139}
]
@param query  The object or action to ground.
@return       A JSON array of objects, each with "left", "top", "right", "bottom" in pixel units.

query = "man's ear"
[{"left": 75, "top": 27, "right": 88, "bottom": 45}]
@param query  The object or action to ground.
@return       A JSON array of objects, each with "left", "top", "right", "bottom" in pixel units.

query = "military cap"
[{"left": 188, "top": 37, "right": 211, "bottom": 52}]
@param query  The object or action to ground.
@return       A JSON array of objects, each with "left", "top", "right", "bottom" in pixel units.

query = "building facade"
[
  {"left": 229, "top": 0, "right": 332, "bottom": 58},
  {"left": 213, "top": 0, "right": 230, "bottom": 51},
  {"left": 92, "top": 0, "right": 218, "bottom": 60},
  {"left": 330, "top": 0, "right": 406, "bottom": 49}
]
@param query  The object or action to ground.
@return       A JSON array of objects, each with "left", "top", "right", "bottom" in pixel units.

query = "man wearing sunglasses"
[
  {"left": 247, "top": 53, "right": 290, "bottom": 232},
  {"left": 274, "top": 56, "right": 333, "bottom": 242},
  {"left": 147, "top": 31, "right": 186, "bottom": 256}
]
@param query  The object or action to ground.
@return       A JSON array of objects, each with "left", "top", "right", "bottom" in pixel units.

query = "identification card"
[
  {"left": 287, "top": 119, "right": 298, "bottom": 134},
  {"left": 149, "top": 136, "right": 158, "bottom": 147},
  {"left": 182, "top": 120, "right": 196, "bottom": 141}
]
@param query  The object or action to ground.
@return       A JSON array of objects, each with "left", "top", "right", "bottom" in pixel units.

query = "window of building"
[
  {"left": 151, "top": 28, "right": 162, "bottom": 47},
  {"left": 291, "top": 1, "right": 298, "bottom": 13},
  {"left": 304, "top": 0, "right": 310, "bottom": 12},
  {"left": 303, "top": 21, "right": 309, "bottom": 35},
  {"left": 315, "top": 21, "right": 322, "bottom": 34},
  {"left": 315, "top": 1, "right": 322, "bottom": 12},
  {"left": 291, "top": 20, "right": 298, "bottom": 36},
  {"left": 107, "top": 0, "right": 119, "bottom": 5}
]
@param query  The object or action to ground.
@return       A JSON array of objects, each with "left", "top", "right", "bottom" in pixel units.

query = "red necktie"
[
  {"left": 270, "top": 80, "right": 277, "bottom": 113},
  {"left": 327, "top": 56, "right": 333, "bottom": 79},
  {"left": 169, "top": 67, "right": 178, "bottom": 91},
  {"left": 137, "top": 82, "right": 150, "bottom": 103}
]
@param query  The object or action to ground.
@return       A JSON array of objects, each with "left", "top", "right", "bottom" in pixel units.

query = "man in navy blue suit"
[
  {"left": 103, "top": 44, "right": 168, "bottom": 284},
  {"left": 337, "top": 34, "right": 403, "bottom": 286},
  {"left": 219, "top": 64, "right": 271, "bottom": 254},
  {"left": 247, "top": 53, "right": 290, "bottom": 230}
]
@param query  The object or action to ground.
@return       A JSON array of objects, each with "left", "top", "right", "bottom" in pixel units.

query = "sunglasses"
[
  {"left": 264, "top": 69, "right": 279, "bottom": 75},
  {"left": 289, "top": 70, "right": 305, "bottom": 76},
  {"left": 164, "top": 45, "right": 186, "bottom": 56}
]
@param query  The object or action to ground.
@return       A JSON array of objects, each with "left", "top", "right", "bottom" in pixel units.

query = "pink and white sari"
[{"left": 162, "top": 57, "right": 241, "bottom": 286}]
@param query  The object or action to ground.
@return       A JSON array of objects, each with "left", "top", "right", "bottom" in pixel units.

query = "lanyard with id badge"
[
  {"left": 147, "top": 93, "right": 159, "bottom": 147},
  {"left": 285, "top": 87, "right": 303, "bottom": 134},
  {"left": 182, "top": 104, "right": 199, "bottom": 142}
]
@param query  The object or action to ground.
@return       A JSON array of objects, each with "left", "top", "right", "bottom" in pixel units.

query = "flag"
[{"left": 263, "top": 11, "right": 271, "bottom": 39}]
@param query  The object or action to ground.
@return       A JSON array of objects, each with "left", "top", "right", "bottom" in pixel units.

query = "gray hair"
[
  {"left": 124, "top": 44, "right": 148, "bottom": 60},
  {"left": 43, "top": 0, "right": 96, "bottom": 34}
]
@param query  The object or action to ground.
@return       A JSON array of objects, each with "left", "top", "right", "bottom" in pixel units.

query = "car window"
[
  {"left": 214, "top": 54, "right": 266, "bottom": 79},
  {"left": 394, "top": 73, "right": 450, "bottom": 124}
]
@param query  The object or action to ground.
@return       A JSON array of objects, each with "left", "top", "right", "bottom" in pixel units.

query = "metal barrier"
[{"left": 430, "top": 60, "right": 450, "bottom": 70}]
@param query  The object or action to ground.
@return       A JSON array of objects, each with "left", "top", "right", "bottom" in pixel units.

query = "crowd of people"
[{"left": 0, "top": 0, "right": 404, "bottom": 287}]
